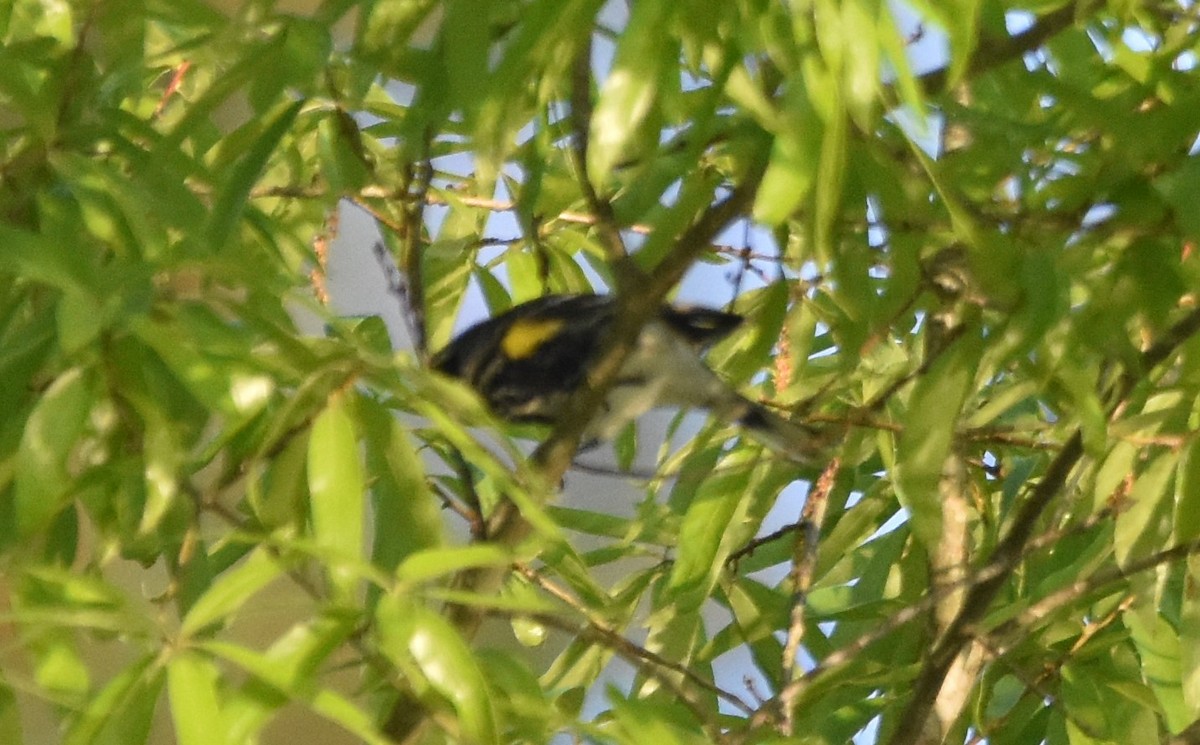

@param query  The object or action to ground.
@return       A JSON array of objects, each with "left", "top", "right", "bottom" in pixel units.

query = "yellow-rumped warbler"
[{"left": 432, "top": 293, "right": 823, "bottom": 461}]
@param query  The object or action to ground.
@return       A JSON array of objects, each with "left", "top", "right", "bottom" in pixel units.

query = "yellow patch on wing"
[{"left": 501, "top": 318, "right": 566, "bottom": 360}]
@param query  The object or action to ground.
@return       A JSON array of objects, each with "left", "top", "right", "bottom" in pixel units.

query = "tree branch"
[{"left": 916, "top": 5, "right": 1080, "bottom": 97}]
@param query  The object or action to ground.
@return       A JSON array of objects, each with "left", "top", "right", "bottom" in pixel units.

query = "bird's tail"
[{"left": 712, "top": 394, "right": 828, "bottom": 464}]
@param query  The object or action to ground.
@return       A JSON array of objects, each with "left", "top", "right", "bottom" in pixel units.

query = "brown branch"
[
  {"left": 916, "top": 5, "right": 1080, "bottom": 97},
  {"left": 751, "top": 508, "right": 1114, "bottom": 731}
]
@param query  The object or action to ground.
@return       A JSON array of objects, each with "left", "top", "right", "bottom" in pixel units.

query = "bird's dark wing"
[{"left": 432, "top": 294, "right": 617, "bottom": 423}]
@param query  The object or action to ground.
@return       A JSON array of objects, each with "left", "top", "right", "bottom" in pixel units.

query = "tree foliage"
[{"left": 2, "top": 1, "right": 1200, "bottom": 744}]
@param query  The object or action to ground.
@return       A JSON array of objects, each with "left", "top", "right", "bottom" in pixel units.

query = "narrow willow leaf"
[
  {"left": 754, "top": 110, "right": 820, "bottom": 225},
  {"left": 203, "top": 639, "right": 392, "bottom": 745},
  {"left": 944, "top": 0, "right": 982, "bottom": 87},
  {"left": 358, "top": 0, "right": 439, "bottom": 65},
  {"left": 1091, "top": 441, "right": 1139, "bottom": 515},
  {"left": 205, "top": 99, "right": 303, "bottom": 250},
  {"left": 308, "top": 392, "right": 366, "bottom": 598},
  {"left": 422, "top": 233, "right": 480, "bottom": 350},
  {"left": 394, "top": 545, "right": 512, "bottom": 585},
  {"left": 1114, "top": 451, "right": 1178, "bottom": 568},
  {"left": 15, "top": 367, "right": 92, "bottom": 536},
  {"left": 837, "top": 0, "right": 881, "bottom": 127},
  {"left": 0, "top": 224, "right": 91, "bottom": 293},
  {"left": 667, "top": 452, "right": 796, "bottom": 613},
  {"left": 893, "top": 331, "right": 982, "bottom": 552},
  {"left": 375, "top": 594, "right": 499, "bottom": 745},
  {"left": 360, "top": 397, "right": 443, "bottom": 582},
  {"left": 181, "top": 548, "right": 283, "bottom": 637},
  {"left": 1055, "top": 358, "right": 1107, "bottom": 458},
  {"left": 1124, "top": 606, "right": 1191, "bottom": 733},
  {"left": 316, "top": 109, "right": 370, "bottom": 195},
  {"left": 168, "top": 651, "right": 228, "bottom": 745},
  {"left": 56, "top": 288, "right": 104, "bottom": 355},
  {"left": 587, "top": 0, "right": 674, "bottom": 185},
  {"left": 64, "top": 655, "right": 162, "bottom": 745},
  {"left": 710, "top": 579, "right": 787, "bottom": 682},
  {"left": 1175, "top": 438, "right": 1200, "bottom": 542},
  {"left": 442, "top": 0, "right": 491, "bottom": 118},
  {"left": 262, "top": 614, "right": 357, "bottom": 692},
  {"left": 878, "top": 4, "right": 926, "bottom": 118},
  {"left": 1181, "top": 558, "right": 1200, "bottom": 716},
  {"left": 0, "top": 678, "right": 18, "bottom": 745}
]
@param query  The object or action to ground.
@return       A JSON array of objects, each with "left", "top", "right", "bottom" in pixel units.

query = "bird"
[{"left": 431, "top": 293, "right": 824, "bottom": 462}]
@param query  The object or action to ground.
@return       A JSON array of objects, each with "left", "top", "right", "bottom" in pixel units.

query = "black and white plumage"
[{"left": 432, "top": 293, "right": 823, "bottom": 461}]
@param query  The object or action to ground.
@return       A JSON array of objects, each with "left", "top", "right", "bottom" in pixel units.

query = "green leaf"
[
  {"left": 442, "top": 0, "right": 491, "bottom": 119},
  {"left": 587, "top": 0, "right": 675, "bottom": 185},
  {"left": 65, "top": 655, "right": 163, "bottom": 745},
  {"left": 609, "top": 689, "right": 704, "bottom": 744},
  {"left": 1181, "top": 558, "right": 1200, "bottom": 716},
  {"left": 248, "top": 430, "right": 309, "bottom": 529},
  {"left": 56, "top": 288, "right": 104, "bottom": 354},
  {"left": 1114, "top": 451, "right": 1178, "bottom": 568},
  {"left": 878, "top": 4, "right": 926, "bottom": 118},
  {"left": 205, "top": 98, "right": 304, "bottom": 251},
  {"left": 893, "top": 331, "right": 982, "bottom": 552},
  {"left": 0, "top": 223, "right": 93, "bottom": 291},
  {"left": 0, "top": 677, "right": 19, "bottom": 745},
  {"left": 375, "top": 594, "right": 499, "bottom": 745},
  {"left": 422, "top": 233, "right": 479, "bottom": 350},
  {"left": 261, "top": 613, "right": 357, "bottom": 691},
  {"left": 753, "top": 101, "right": 820, "bottom": 226},
  {"left": 707, "top": 282, "right": 788, "bottom": 385},
  {"left": 394, "top": 545, "right": 513, "bottom": 585},
  {"left": 32, "top": 634, "right": 89, "bottom": 698},
  {"left": 317, "top": 108, "right": 370, "bottom": 195},
  {"left": 181, "top": 548, "right": 283, "bottom": 637},
  {"left": 1174, "top": 439, "right": 1200, "bottom": 542},
  {"left": 1124, "top": 606, "right": 1191, "bottom": 733},
  {"left": 1055, "top": 357, "right": 1108, "bottom": 458},
  {"left": 308, "top": 392, "right": 366, "bottom": 599},
  {"left": 15, "top": 367, "right": 93, "bottom": 536},
  {"left": 204, "top": 637, "right": 389, "bottom": 745},
  {"left": 667, "top": 452, "right": 795, "bottom": 613},
  {"left": 168, "top": 651, "right": 228, "bottom": 745},
  {"left": 360, "top": 397, "right": 443, "bottom": 582}
]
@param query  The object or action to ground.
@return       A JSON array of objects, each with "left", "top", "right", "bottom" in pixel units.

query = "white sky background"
[{"left": 311, "top": 2, "right": 956, "bottom": 741}]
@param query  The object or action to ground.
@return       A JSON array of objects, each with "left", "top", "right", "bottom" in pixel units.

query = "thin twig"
[
  {"left": 727, "top": 521, "right": 806, "bottom": 569},
  {"left": 399, "top": 134, "right": 434, "bottom": 355},
  {"left": 779, "top": 458, "right": 840, "bottom": 734},
  {"left": 431, "top": 482, "right": 483, "bottom": 535}
]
